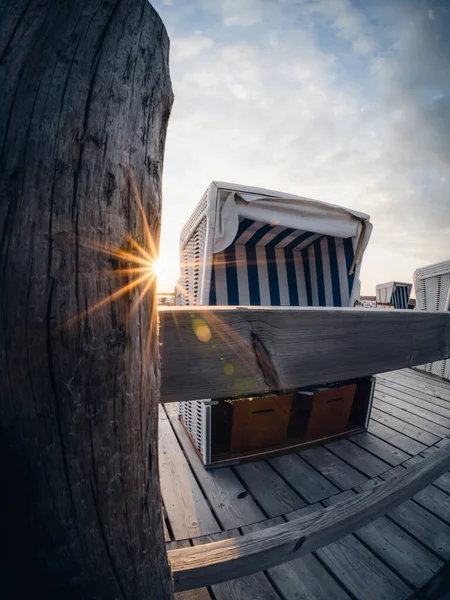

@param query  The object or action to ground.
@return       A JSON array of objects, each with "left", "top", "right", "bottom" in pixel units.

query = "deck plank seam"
[
  {"left": 374, "top": 390, "right": 450, "bottom": 431},
  {"left": 375, "top": 380, "right": 450, "bottom": 419},
  {"left": 335, "top": 436, "right": 394, "bottom": 473},
  {"left": 369, "top": 415, "right": 437, "bottom": 449},
  {"left": 230, "top": 464, "right": 272, "bottom": 520},
  {"left": 373, "top": 396, "right": 450, "bottom": 435},
  {"left": 319, "top": 496, "right": 417, "bottom": 594},
  {"left": 381, "top": 372, "right": 450, "bottom": 400},
  {"left": 263, "top": 459, "right": 312, "bottom": 506},
  {"left": 348, "top": 434, "right": 410, "bottom": 467},
  {"left": 295, "top": 449, "right": 352, "bottom": 493},
  {"left": 377, "top": 375, "right": 450, "bottom": 402},
  {"left": 277, "top": 510, "right": 356, "bottom": 600},
  {"left": 162, "top": 405, "right": 228, "bottom": 532},
  {"left": 371, "top": 402, "right": 446, "bottom": 442}
]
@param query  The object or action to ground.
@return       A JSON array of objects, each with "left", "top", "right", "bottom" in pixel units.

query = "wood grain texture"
[
  {"left": 368, "top": 420, "right": 428, "bottom": 455},
  {"left": 379, "top": 373, "right": 450, "bottom": 401},
  {"left": 159, "top": 407, "right": 220, "bottom": 539},
  {"left": 166, "top": 541, "right": 211, "bottom": 600},
  {"left": 233, "top": 461, "right": 306, "bottom": 517},
  {"left": 316, "top": 534, "right": 412, "bottom": 600},
  {"left": 191, "top": 530, "right": 280, "bottom": 600},
  {"left": 269, "top": 453, "right": 340, "bottom": 503},
  {"left": 350, "top": 431, "right": 410, "bottom": 466},
  {"left": 0, "top": 1, "right": 173, "bottom": 597},
  {"left": 387, "top": 499, "right": 450, "bottom": 560},
  {"left": 323, "top": 491, "right": 443, "bottom": 588},
  {"left": 242, "top": 517, "right": 352, "bottom": 600},
  {"left": 414, "top": 485, "right": 450, "bottom": 524},
  {"left": 325, "top": 438, "right": 391, "bottom": 477},
  {"left": 159, "top": 307, "right": 450, "bottom": 402},
  {"left": 376, "top": 379, "right": 450, "bottom": 418},
  {"left": 164, "top": 404, "right": 265, "bottom": 529},
  {"left": 384, "top": 371, "right": 450, "bottom": 401},
  {"left": 375, "top": 391, "right": 450, "bottom": 430},
  {"left": 374, "top": 397, "right": 450, "bottom": 438},
  {"left": 371, "top": 407, "right": 440, "bottom": 446},
  {"left": 168, "top": 443, "right": 450, "bottom": 591},
  {"left": 300, "top": 445, "right": 368, "bottom": 489}
]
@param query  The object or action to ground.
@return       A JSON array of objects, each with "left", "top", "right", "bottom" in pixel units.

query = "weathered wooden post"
[{"left": 0, "top": 0, "right": 173, "bottom": 597}]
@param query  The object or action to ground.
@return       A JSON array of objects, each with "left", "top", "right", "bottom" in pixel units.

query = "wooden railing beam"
[
  {"left": 168, "top": 443, "right": 450, "bottom": 591},
  {"left": 159, "top": 307, "right": 450, "bottom": 403}
]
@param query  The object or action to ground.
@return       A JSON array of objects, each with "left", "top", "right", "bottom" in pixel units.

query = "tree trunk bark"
[{"left": 0, "top": 1, "right": 173, "bottom": 598}]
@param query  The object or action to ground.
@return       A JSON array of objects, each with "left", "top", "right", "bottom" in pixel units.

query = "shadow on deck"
[{"left": 160, "top": 368, "right": 450, "bottom": 600}]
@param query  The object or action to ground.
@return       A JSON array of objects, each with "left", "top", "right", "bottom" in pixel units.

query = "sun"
[{"left": 151, "top": 257, "right": 162, "bottom": 278}]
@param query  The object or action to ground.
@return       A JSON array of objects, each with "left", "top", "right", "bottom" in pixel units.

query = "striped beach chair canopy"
[
  {"left": 177, "top": 182, "right": 373, "bottom": 465},
  {"left": 375, "top": 282, "right": 412, "bottom": 309},
  {"left": 178, "top": 182, "right": 373, "bottom": 308}
]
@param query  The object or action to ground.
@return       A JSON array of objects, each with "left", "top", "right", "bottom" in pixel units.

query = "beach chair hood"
[{"left": 214, "top": 188, "right": 372, "bottom": 264}]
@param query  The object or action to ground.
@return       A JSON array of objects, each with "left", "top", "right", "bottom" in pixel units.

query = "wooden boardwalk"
[{"left": 160, "top": 369, "right": 450, "bottom": 600}]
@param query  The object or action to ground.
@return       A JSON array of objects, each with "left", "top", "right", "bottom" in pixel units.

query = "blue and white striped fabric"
[
  {"left": 390, "top": 286, "right": 411, "bottom": 309},
  {"left": 209, "top": 218, "right": 356, "bottom": 307}
]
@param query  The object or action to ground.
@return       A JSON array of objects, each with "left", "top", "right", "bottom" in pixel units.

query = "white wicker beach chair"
[
  {"left": 375, "top": 282, "right": 412, "bottom": 309},
  {"left": 177, "top": 181, "right": 373, "bottom": 464},
  {"left": 414, "top": 260, "right": 450, "bottom": 380}
]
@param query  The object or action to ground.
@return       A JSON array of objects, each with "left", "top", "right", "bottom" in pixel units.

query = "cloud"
[
  {"left": 219, "top": 0, "right": 263, "bottom": 27},
  {"left": 152, "top": 0, "right": 450, "bottom": 294},
  {"left": 306, "top": 0, "right": 375, "bottom": 54},
  {"left": 170, "top": 33, "right": 214, "bottom": 61}
]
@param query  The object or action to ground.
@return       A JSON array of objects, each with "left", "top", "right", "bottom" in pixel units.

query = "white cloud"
[
  {"left": 170, "top": 33, "right": 214, "bottom": 61},
  {"left": 153, "top": 0, "right": 449, "bottom": 295},
  {"left": 307, "top": 0, "right": 375, "bottom": 54},
  {"left": 219, "top": 0, "right": 263, "bottom": 26}
]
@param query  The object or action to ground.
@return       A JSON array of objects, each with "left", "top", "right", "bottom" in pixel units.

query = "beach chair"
[
  {"left": 177, "top": 181, "right": 373, "bottom": 465},
  {"left": 375, "top": 282, "right": 412, "bottom": 309}
]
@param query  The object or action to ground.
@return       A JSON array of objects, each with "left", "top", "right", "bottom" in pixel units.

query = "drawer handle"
[
  {"left": 326, "top": 397, "right": 344, "bottom": 403},
  {"left": 251, "top": 408, "right": 275, "bottom": 415}
]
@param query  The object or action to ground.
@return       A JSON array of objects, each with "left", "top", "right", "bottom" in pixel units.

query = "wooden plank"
[
  {"left": 233, "top": 461, "right": 306, "bottom": 517},
  {"left": 368, "top": 420, "right": 428, "bottom": 455},
  {"left": 434, "top": 471, "right": 450, "bottom": 495},
  {"left": 376, "top": 378, "right": 450, "bottom": 415},
  {"left": 379, "top": 470, "right": 450, "bottom": 560},
  {"left": 159, "top": 407, "right": 220, "bottom": 539},
  {"left": 166, "top": 540, "right": 212, "bottom": 600},
  {"left": 382, "top": 371, "right": 450, "bottom": 401},
  {"left": 387, "top": 499, "right": 450, "bottom": 561},
  {"left": 284, "top": 503, "right": 322, "bottom": 520},
  {"left": 375, "top": 389, "right": 450, "bottom": 429},
  {"left": 168, "top": 444, "right": 450, "bottom": 591},
  {"left": 399, "top": 369, "right": 450, "bottom": 393},
  {"left": 326, "top": 438, "right": 392, "bottom": 476},
  {"left": 374, "top": 397, "right": 450, "bottom": 438},
  {"left": 323, "top": 491, "right": 444, "bottom": 588},
  {"left": 300, "top": 445, "right": 368, "bottom": 489},
  {"left": 159, "top": 307, "right": 450, "bottom": 402},
  {"left": 164, "top": 404, "right": 265, "bottom": 529},
  {"left": 407, "top": 563, "right": 450, "bottom": 600},
  {"left": 371, "top": 407, "right": 441, "bottom": 446},
  {"left": 242, "top": 518, "right": 351, "bottom": 600},
  {"left": 192, "top": 530, "right": 280, "bottom": 600},
  {"left": 269, "top": 453, "right": 340, "bottom": 503},
  {"left": 350, "top": 431, "right": 410, "bottom": 466},
  {"left": 316, "top": 535, "right": 412, "bottom": 600},
  {"left": 414, "top": 485, "right": 450, "bottom": 524},
  {"left": 354, "top": 477, "right": 384, "bottom": 493}
]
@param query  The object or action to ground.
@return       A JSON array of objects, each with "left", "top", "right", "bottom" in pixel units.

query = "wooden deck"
[{"left": 160, "top": 368, "right": 450, "bottom": 600}]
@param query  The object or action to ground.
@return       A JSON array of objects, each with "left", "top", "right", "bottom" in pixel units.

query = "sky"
[{"left": 152, "top": 0, "right": 450, "bottom": 296}]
